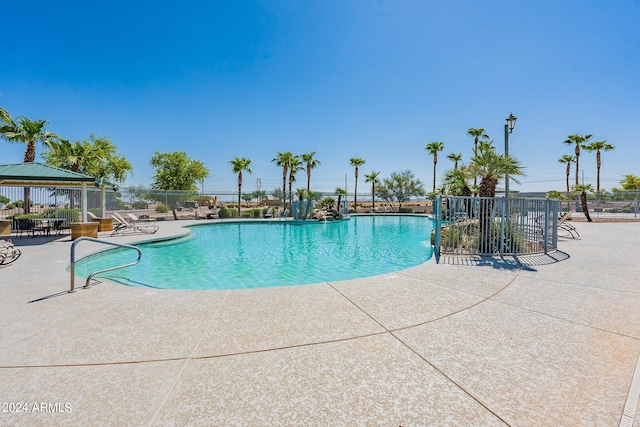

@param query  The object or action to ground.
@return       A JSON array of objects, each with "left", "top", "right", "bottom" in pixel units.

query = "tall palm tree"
[
  {"left": 447, "top": 152, "right": 463, "bottom": 170},
  {"left": 467, "top": 127, "right": 489, "bottom": 155},
  {"left": 467, "top": 128, "right": 489, "bottom": 188},
  {"left": 364, "top": 171, "right": 381, "bottom": 208},
  {"left": 0, "top": 109, "right": 58, "bottom": 213},
  {"left": 287, "top": 156, "right": 303, "bottom": 214},
  {"left": 583, "top": 140, "right": 614, "bottom": 194},
  {"left": 0, "top": 113, "right": 57, "bottom": 163},
  {"left": 563, "top": 134, "right": 592, "bottom": 186},
  {"left": 301, "top": 151, "right": 321, "bottom": 194},
  {"left": 558, "top": 155, "right": 575, "bottom": 194},
  {"left": 425, "top": 141, "right": 444, "bottom": 193},
  {"left": 271, "top": 151, "right": 294, "bottom": 206},
  {"left": 230, "top": 157, "right": 252, "bottom": 217},
  {"left": 349, "top": 157, "right": 366, "bottom": 208}
]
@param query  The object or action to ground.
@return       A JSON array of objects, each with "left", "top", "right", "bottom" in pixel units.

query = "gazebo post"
[{"left": 81, "top": 182, "right": 88, "bottom": 222}]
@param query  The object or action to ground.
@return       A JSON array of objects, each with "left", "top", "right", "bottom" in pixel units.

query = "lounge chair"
[
  {"left": 263, "top": 207, "right": 274, "bottom": 218},
  {"left": 0, "top": 239, "right": 21, "bottom": 265},
  {"left": 557, "top": 211, "right": 580, "bottom": 238},
  {"left": 111, "top": 213, "right": 159, "bottom": 236}
]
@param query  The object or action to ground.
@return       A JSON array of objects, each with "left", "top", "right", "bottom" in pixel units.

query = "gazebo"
[{"left": 0, "top": 162, "right": 113, "bottom": 236}]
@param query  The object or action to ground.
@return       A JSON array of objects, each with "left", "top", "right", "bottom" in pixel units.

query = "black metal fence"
[{"left": 433, "top": 196, "right": 560, "bottom": 258}]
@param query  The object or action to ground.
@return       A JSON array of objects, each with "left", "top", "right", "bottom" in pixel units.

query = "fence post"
[{"left": 434, "top": 196, "right": 442, "bottom": 262}]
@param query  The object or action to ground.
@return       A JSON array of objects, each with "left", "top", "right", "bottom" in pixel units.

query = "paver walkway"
[{"left": 0, "top": 220, "right": 639, "bottom": 426}]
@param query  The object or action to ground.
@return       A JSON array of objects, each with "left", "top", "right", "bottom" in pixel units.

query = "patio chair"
[
  {"left": 0, "top": 239, "right": 21, "bottom": 265},
  {"left": 111, "top": 213, "right": 159, "bottom": 236},
  {"left": 15, "top": 218, "right": 35, "bottom": 238},
  {"left": 263, "top": 207, "right": 274, "bottom": 218}
]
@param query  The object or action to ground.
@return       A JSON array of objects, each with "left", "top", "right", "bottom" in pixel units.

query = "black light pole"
[{"left": 504, "top": 113, "right": 517, "bottom": 199}]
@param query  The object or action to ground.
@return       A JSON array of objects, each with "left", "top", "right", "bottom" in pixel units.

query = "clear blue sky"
[{"left": 2, "top": 0, "right": 639, "bottom": 194}]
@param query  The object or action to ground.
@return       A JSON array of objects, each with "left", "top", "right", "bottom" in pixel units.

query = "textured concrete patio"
[{"left": 0, "top": 219, "right": 639, "bottom": 426}]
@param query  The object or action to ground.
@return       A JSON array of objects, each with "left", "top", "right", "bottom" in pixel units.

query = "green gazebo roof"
[{"left": 0, "top": 162, "right": 97, "bottom": 187}]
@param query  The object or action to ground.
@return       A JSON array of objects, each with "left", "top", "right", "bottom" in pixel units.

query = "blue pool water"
[{"left": 75, "top": 215, "right": 434, "bottom": 290}]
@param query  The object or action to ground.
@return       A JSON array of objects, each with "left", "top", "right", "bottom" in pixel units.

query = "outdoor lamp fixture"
[
  {"left": 506, "top": 112, "right": 517, "bottom": 134},
  {"left": 504, "top": 112, "right": 517, "bottom": 199},
  {"left": 113, "top": 185, "right": 118, "bottom": 192}
]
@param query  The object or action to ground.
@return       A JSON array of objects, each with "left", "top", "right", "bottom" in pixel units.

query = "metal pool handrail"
[{"left": 69, "top": 237, "right": 142, "bottom": 293}]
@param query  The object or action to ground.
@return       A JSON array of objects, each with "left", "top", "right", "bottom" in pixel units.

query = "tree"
[
  {"left": 271, "top": 152, "right": 294, "bottom": 206},
  {"left": 583, "top": 140, "right": 614, "bottom": 194},
  {"left": 150, "top": 151, "right": 210, "bottom": 219},
  {"left": 425, "top": 141, "right": 444, "bottom": 193},
  {"left": 620, "top": 175, "right": 640, "bottom": 191},
  {"left": 349, "top": 157, "right": 366, "bottom": 207},
  {"left": 301, "top": 151, "right": 321, "bottom": 194},
  {"left": 572, "top": 184, "right": 595, "bottom": 222},
  {"left": 364, "top": 171, "right": 381, "bottom": 208},
  {"left": 442, "top": 165, "right": 472, "bottom": 196},
  {"left": 0, "top": 108, "right": 59, "bottom": 213},
  {"left": 468, "top": 145, "right": 525, "bottom": 198},
  {"left": 287, "top": 156, "right": 303, "bottom": 215},
  {"left": 43, "top": 134, "right": 132, "bottom": 184},
  {"left": 563, "top": 134, "right": 592, "bottom": 186},
  {"left": 230, "top": 157, "right": 253, "bottom": 217},
  {"left": 467, "top": 128, "right": 489, "bottom": 187},
  {"left": 558, "top": 155, "right": 575, "bottom": 195},
  {"left": 0, "top": 109, "right": 58, "bottom": 163},
  {"left": 377, "top": 170, "right": 425, "bottom": 211},
  {"left": 334, "top": 188, "right": 348, "bottom": 215},
  {"left": 447, "top": 152, "right": 463, "bottom": 170},
  {"left": 271, "top": 187, "right": 284, "bottom": 203}
]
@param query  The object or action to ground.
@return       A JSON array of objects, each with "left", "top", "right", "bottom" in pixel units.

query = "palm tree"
[
  {"left": 364, "top": 171, "right": 381, "bottom": 208},
  {"left": 467, "top": 128, "right": 489, "bottom": 187},
  {"left": 467, "top": 128, "right": 489, "bottom": 154},
  {"left": 287, "top": 156, "right": 303, "bottom": 214},
  {"left": 229, "top": 157, "right": 252, "bottom": 217},
  {"left": 335, "top": 187, "right": 348, "bottom": 216},
  {"left": 468, "top": 145, "right": 525, "bottom": 198},
  {"left": 583, "top": 140, "right": 614, "bottom": 194},
  {"left": 558, "top": 155, "right": 575, "bottom": 194},
  {"left": 44, "top": 138, "right": 97, "bottom": 173},
  {"left": 349, "top": 157, "right": 366, "bottom": 208},
  {"left": 563, "top": 134, "right": 592, "bottom": 186},
  {"left": 572, "top": 183, "right": 594, "bottom": 222},
  {"left": 0, "top": 113, "right": 57, "bottom": 163},
  {"left": 0, "top": 109, "right": 59, "bottom": 213},
  {"left": 425, "top": 141, "right": 444, "bottom": 193},
  {"left": 301, "top": 151, "right": 321, "bottom": 194},
  {"left": 442, "top": 165, "right": 472, "bottom": 197},
  {"left": 271, "top": 151, "right": 294, "bottom": 206},
  {"left": 447, "top": 152, "right": 463, "bottom": 170}
]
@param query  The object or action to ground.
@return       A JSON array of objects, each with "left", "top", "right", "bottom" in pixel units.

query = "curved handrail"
[{"left": 69, "top": 237, "right": 142, "bottom": 293}]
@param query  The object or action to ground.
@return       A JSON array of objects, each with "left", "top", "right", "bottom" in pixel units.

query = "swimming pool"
[{"left": 75, "top": 215, "right": 434, "bottom": 290}]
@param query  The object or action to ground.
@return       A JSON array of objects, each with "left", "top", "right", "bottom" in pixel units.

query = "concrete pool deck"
[{"left": 1, "top": 219, "right": 639, "bottom": 426}]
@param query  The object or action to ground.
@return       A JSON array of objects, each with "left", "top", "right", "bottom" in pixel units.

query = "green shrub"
[
  {"left": 398, "top": 207, "right": 412, "bottom": 213},
  {"left": 241, "top": 212, "right": 253, "bottom": 218},
  {"left": 132, "top": 201, "right": 147, "bottom": 209},
  {"left": 155, "top": 204, "right": 169, "bottom": 213},
  {"left": 218, "top": 208, "right": 232, "bottom": 218}
]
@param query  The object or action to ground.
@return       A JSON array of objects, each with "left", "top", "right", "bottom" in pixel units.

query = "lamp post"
[{"left": 504, "top": 113, "right": 517, "bottom": 199}]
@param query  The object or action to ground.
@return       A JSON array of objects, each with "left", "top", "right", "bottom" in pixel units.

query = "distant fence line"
[{"left": 1, "top": 185, "right": 638, "bottom": 220}]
